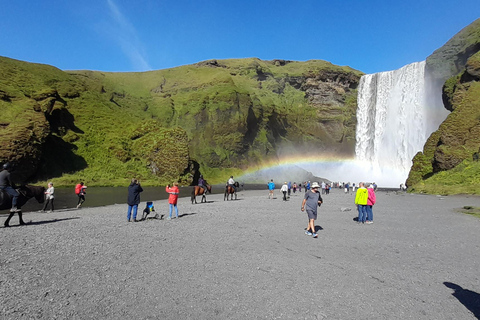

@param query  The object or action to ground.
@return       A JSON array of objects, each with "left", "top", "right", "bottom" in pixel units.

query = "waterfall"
[{"left": 355, "top": 61, "right": 448, "bottom": 184}]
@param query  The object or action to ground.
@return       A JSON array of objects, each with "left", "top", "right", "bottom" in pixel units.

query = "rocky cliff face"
[
  {"left": 407, "top": 18, "right": 480, "bottom": 190},
  {"left": 0, "top": 57, "right": 362, "bottom": 185}
]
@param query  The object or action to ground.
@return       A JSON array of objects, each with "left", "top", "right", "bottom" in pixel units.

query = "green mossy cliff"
[
  {"left": 407, "top": 18, "right": 480, "bottom": 194},
  {"left": 0, "top": 57, "right": 362, "bottom": 186}
]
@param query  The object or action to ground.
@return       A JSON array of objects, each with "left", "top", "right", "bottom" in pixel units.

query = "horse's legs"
[
  {"left": 18, "top": 211, "right": 25, "bottom": 225},
  {"left": 4, "top": 212, "right": 15, "bottom": 227}
]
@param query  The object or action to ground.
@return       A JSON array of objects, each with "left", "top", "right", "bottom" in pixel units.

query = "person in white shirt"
[
  {"left": 42, "top": 182, "right": 55, "bottom": 212},
  {"left": 227, "top": 176, "right": 236, "bottom": 192},
  {"left": 281, "top": 182, "right": 288, "bottom": 201}
]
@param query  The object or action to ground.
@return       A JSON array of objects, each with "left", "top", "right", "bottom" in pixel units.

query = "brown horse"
[
  {"left": 224, "top": 182, "right": 239, "bottom": 201},
  {"left": 1, "top": 185, "right": 45, "bottom": 226},
  {"left": 191, "top": 184, "right": 212, "bottom": 204}
]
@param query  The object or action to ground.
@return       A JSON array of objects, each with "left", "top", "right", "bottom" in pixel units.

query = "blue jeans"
[
  {"left": 357, "top": 205, "right": 367, "bottom": 223},
  {"left": 169, "top": 204, "right": 178, "bottom": 218},
  {"left": 127, "top": 204, "right": 138, "bottom": 221},
  {"left": 366, "top": 205, "right": 373, "bottom": 221},
  {"left": 1, "top": 186, "right": 19, "bottom": 207}
]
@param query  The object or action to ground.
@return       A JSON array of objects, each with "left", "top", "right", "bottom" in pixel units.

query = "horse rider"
[
  {"left": 198, "top": 174, "right": 207, "bottom": 191},
  {"left": 227, "top": 175, "right": 236, "bottom": 192},
  {"left": 0, "top": 162, "right": 20, "bottom": 212}
]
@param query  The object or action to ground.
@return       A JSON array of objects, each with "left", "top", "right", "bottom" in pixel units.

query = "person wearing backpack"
[
  {"left": 75, "top": 182, "right": 87, "bottom": 208},
  {"left": 301, "top": 182, "right": 323, "bottom": 238}
]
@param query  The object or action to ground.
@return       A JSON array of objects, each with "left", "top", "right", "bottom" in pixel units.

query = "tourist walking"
[
  {"left": 268, "top": 179, "right": 275, "bottom": 199},
  {"left": 281, "top": 182, "right": 288, "bottom": 201},
  {"left": 75, "top": 182, "right": 87, "bottom": 208},
  {"left": 287, "top": 181, "right": 292, "bottom": 196},
  {"left": 355, "top": 182, "right": 368, "bottom": 224},
  {"left": 293, "top": 182, "right": 297, "bottom": 193},
  {"left": 127, "top": 178, "right": 143, "bottom": 222},
  {"left": 366, "top": 184, "right": 376, "bottom": 224},
  {"left": 42, "top": 182, "right": 55, "bottom": 212},
  {"left": 166, "top": 182, "right": 179, "bottom": 219},
  {"left": 301, "top": 182, "right": 323, "bottom": 238}
]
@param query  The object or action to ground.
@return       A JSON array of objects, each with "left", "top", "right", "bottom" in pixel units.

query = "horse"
[
  {"left": 224, "top": 182, "right": 239, "bottom": 201},
  {"left": 1, "top": 185, "right": 45, "bottom": 226},
  {"left": 191, "top": 184, "right": 212, "bottom": 204}
]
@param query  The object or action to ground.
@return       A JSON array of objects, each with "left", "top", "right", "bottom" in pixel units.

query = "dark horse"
[
  {"left": 224, "top": 182, "right": 239, "bottom": 201},
  {"left": 191, "top": 184, "right": 212, "bottom": 204},
  {"left": 1, "top": 185, "right": 45, "bottom": 226}
]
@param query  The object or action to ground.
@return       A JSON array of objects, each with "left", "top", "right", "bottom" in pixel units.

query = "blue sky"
[{"left": 1, "top": 0, "right": 479, "bottom": 74}]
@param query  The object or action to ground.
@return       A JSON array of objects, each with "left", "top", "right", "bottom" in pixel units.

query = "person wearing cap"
[
  {"left": 366, "top": 184, "right": 376, "bottom": 224},
  {"left": 281, "top": 182, "right": 288, "bottom": 201},
  {"left": 0, "top": 162, "right": 20, "bottom": 213},
  {"left": 301, "top": 182, "right": 323, "bottom": 238},
  {"left": 355, "top": 182, "right": 369, "bottom": 224}
]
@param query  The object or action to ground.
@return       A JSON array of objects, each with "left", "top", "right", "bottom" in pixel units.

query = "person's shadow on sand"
[{"left": 444, "top": 282, "right": 480, "bottom": 319}]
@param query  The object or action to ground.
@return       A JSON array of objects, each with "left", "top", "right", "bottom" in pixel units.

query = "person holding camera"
[
  {"left": 127, "top": 178, "right": 143, "bottom": 222},
  {"left": 301, "top": 182, "right": 323, "bottom": 238}
]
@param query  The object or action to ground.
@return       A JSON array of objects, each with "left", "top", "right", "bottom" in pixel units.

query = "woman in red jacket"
[
  {"left": 165, "top": 182, "right": 179, "bottom": 219},
  {"left": 366, "top": 184, "right": 376, "bottom": 224}
]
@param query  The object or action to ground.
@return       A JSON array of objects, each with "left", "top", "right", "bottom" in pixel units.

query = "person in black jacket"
[
  {"left": 0, "top": 163, "right": 20, "bottom": 213},
  {"left": 127, "top": 178, "right": 143, "bottom": 222}
]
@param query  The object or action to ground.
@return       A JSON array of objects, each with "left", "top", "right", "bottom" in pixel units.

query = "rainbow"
[{"left": 237, "top": 155, "right": 407, "bottom": 187}]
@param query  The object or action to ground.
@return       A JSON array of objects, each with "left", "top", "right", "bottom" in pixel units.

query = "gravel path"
[{"left": 1, "top": 189, "right": 480, "bottom": 319}]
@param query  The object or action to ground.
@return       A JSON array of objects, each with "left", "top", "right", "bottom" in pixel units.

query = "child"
[
  {"left": 165, "top": 182, "right": 179, "bottom": 219},
  {"left": 42, "top": 182, "right": 55, "bottom": 212}
]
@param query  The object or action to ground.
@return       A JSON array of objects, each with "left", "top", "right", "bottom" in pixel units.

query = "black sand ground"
[{"left": 1, "top": 189, "right": 480, "bottom": 319}]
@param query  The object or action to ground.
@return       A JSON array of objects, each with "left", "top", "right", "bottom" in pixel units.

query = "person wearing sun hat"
[{"left": 301, "top": 182, "right": 323, "bottom": 238}]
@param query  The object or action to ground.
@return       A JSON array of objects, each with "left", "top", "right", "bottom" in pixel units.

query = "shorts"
[{"left": 306, "top": 209, "right": 317, "bottom": 220}]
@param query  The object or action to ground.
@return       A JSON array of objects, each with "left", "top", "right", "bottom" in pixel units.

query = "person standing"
[
  {"left": 0, "top": 163, "right": 19, "bottom": 213},
  {"left": 301, "top": 182, "right": 323, "bottom": 238},
  {"left": 306, "top": 181, "right": 311, "bottom": 193},
  {"left": 321, "top": 181, "right": 326, "bottom": 194},
  {"left": 267, "top": 179, "right": 275, "bottom": 199},
  {"left": 166, "top": 182, "right": 179, "bottom": 219},
  {"left": 281, "top": 182, "right": 288, "bottom": 201},
  {"left": 366, "top": 184, "right": 376, "bottom": 224},
  {"left": 355, "top": 182, "right": 368, "bottom": 224},
  {"left": 127, "top": 178, "right": 143, "bottom": 222},
  {"left": 75, "top": 182, "right": 87, "bottom": 208},
  {"left": 42, "top": 182, "right": 55, "bottom": 212},
  {"left": 293, "top": 182, "right": 297, "bottom": 193}
]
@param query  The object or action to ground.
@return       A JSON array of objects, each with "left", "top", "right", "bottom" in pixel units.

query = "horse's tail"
[{"left": 191, "top": 188, "right": 195, "bottom": 201}]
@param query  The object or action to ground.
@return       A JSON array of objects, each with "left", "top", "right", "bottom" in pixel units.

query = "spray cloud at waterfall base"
[{"left": 239, "top": 61, "right": 449, "bottom": 188}]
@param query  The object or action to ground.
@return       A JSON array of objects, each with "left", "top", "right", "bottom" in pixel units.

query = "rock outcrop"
[{"left": 407, "top": 18, "right": 480, "bottom": 190}]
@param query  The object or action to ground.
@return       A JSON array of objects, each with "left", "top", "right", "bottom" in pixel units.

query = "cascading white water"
[{"left": 355, "top": 61, "right": 448, "bottom": 185}]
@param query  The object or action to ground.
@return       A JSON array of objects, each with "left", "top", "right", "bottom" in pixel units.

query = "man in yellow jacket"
[{"left": 354, "top": 182, "right": 368, "bottom": 224}]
